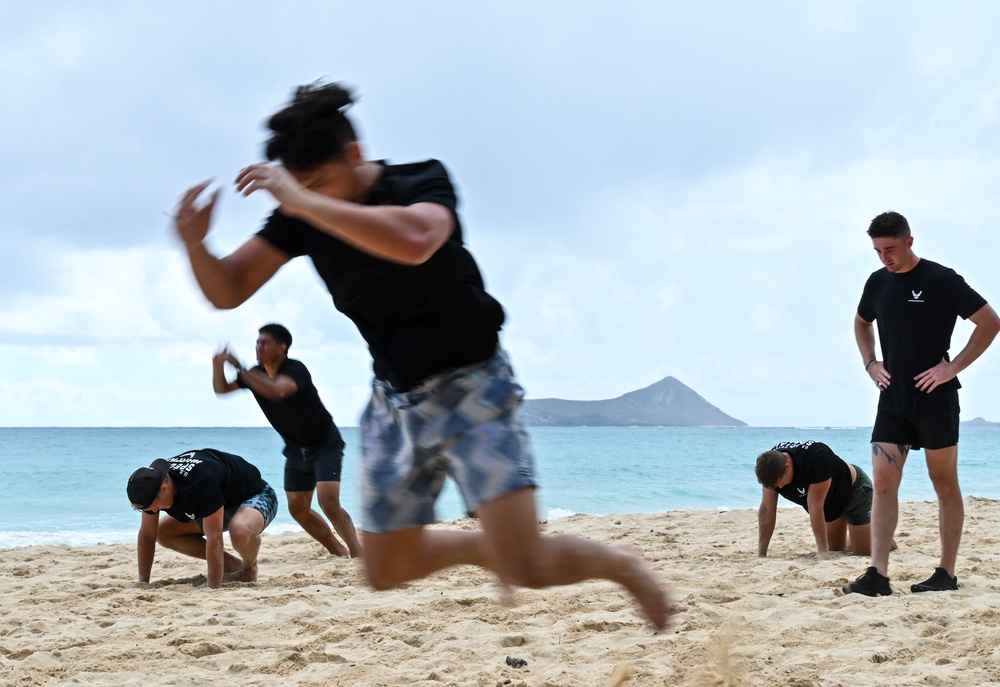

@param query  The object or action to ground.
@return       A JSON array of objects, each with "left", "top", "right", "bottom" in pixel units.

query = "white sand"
[{"left": 4, "top": 498, "right": 1000, "bottom": 686}]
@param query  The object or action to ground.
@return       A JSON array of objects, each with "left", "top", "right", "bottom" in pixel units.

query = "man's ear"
[{"left": 344, "top": 140, "right": 364, "bottom": 167}]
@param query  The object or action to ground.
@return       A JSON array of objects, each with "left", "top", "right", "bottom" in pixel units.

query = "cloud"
[{"left": 4, "top": 2, "right": 1000, "bottom": 427}]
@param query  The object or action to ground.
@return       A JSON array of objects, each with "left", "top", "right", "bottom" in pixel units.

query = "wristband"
[{"left": 864, "top": 358, "right": 876, "bottom": 370}]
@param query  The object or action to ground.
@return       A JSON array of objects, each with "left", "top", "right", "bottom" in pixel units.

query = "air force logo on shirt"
[
  {"left": 796, "top": 487, "right": 806, "bottom": 497},
  {"left": 909, "top": 290, "right": 924, "bottom": 303}
]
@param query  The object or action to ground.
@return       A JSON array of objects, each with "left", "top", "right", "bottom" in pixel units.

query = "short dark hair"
[
  {"left": 259, "top": 323, "right": 292, "bottom": 350},
  {"left": 264, "top": 81, "right": 359, "bottom": 171},
  {"left": 867, "top": 211, "right": 910, "bottom": 239},
  {"left": 755, "top": 450, "right": 787, "bottom": 488}
]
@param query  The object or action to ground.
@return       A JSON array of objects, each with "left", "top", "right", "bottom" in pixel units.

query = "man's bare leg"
[
  {"left": 826, "top": 518, "right": 849, "bottom": 552},
  {"left": 847, "top": 523, "right": 872, "bottom": 556},
  {"left": 925, "top": 445, "right": 962, "bottom": 576},
  {"left": 476, "top": 488, "right": 672, "bottom": 631},
  {"left": 229, "top": 508, "right": 265, "bottom": 582},
  {"left": 157, "top": 517, "right": 242, "bottom": 572},
  {"left": 287, "top": 490, "right": 350, "bottom": 557},
  {"left": 870, "top": 442, "right": 909, "bottom": 575},
  {"left": 362, "top": 489, "right": 671, "bottom": 631},
  {"left": 317, "top": 481, "right": 363, "bottom": 557}
]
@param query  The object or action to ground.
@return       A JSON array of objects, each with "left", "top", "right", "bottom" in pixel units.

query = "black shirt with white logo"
[
  {"left": 164, "top": 449, "right": 265, "bottom": 523},
  {"left": 858, "top": 259, "right": 986, "bottom": 414},
  {"left": 256, "top": 159, "right": 505, "bottom": 391},
  {"left": 772, "top": 441, "right": 853, "bottom": 522}
]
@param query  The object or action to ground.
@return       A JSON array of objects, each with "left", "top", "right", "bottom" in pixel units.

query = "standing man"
[
  {"left": 214, "top": 323, "right": 362, "bottom": 558},
  {"left": 127, "top": 448, "right": 278, "bottom": 588},
  {"left": 172, "top": 81, "right": 671, "bottom": 631},
  {"left": 844, "top": 211, "right": 999, "bottom": 596},
  {"left": 755, "top": 441, "right": 875, "bottom": 559}
]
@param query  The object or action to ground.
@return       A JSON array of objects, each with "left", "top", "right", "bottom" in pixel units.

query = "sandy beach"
[{"left": 4, "top": 498, "right": 1000, "bottom": 686}]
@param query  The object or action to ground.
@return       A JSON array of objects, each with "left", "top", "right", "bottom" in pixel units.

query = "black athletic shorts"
[
  {"left": 282, "top": 424, "right": 346, "bottom": 492},
  {"left": 871, "top": 390, "right": 960, "bottom": 451}
]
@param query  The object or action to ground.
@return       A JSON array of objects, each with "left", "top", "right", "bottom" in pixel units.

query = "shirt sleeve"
[
  {"left": 857, "top": 272, "right": 878, "bottom": 322},
  {"left": 189, "top": 476, "right": 226, "bottom": 518},
  {"left": 945, "top": 268, "right": 988, "bottom": 320},
  {"left": 255, "top": 210, "right": 312, "bottom": 259},
  {"left": 806, "top": 443, "right": 836, "bottom": 484}
]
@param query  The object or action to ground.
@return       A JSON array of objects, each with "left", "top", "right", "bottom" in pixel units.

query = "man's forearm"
[
  {"left": 951, "top": 319, "right": 1000, "bottom": 374},
  {"left": 854, "top": 317, "right": 877, "bottom": 364},
  {"left": 757, "top": 510, "right": 775, "bottom": 557},
  {"left": 206, "top": 534, "right": 225, "bottom": 588},
  {"left": 137, "top": 534, "right": 155, "bottom": 582},
  {"left": 212, "top": 360, "right": 231, "bottom": 393},
  {"left": 184, "top": 242, "right": 243, "bottom": 310},
  {"left": 809, "top": 511, "right": 829, "bottom": 556}
]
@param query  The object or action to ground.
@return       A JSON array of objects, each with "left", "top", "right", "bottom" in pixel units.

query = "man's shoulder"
[
  {"left": 280, "top": 358, "right": 309, "bottom": 373},
  {"left": 382, "top": 158, "right": 448, "bottom": 177}
]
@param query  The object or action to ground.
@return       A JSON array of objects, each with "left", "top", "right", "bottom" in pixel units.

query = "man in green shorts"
[{"left": 756, "top": 441, "right": 874, "bottom": 559}]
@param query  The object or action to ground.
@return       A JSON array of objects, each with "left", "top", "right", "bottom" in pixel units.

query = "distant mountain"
[
  {"left": 962, "top": 416, "right": 1000, "bottom": 428},
  {"left": 521, "top": 376, "right": 746, "bottom": 427}
]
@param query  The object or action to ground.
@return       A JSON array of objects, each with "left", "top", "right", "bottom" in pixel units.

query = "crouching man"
[
  {"left": 756, "top": 441, "right": 875, "bottom": 559},
  {"left": 127, "top": 448, "right": 278, "bottom": 587}
]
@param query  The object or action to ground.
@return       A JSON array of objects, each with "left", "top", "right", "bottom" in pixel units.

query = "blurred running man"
[{"left": 172, "top": 81, "right": 671, "bottom": 630}]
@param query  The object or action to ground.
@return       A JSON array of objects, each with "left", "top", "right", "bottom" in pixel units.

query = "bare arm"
[
  {"left": 915, "top": 303, "right": 1000, "bottom": 393},
  {"left": 237, "top": 368, "right": 299, "bottom": 401},
  {"left": 173, "top": 182, "right": 290, "bottom": 309},
  {"left": 202, "top": 508, "right": 226, "bottom": 589},
  {"left": 212, "top": 347, "right": 241, "bottom": 394},
  {"left": 855, "top": 313, "right": 890, "bottom": 390},
  {"left": 234, "top": 164, "right": 454, "bottom": 265},
  {"left": 806, "top": 479, "right": 831, "bottom": 559},
  {"left": 136, "top": 512, "right": 159, "bottom": 583},
  {"left": 757, "top": 487, "right": 779, "bottom": 557}
]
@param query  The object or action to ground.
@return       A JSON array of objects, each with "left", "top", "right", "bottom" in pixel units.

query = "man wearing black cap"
[{"left": 127, "top": 448, "right": 278, "bottom": 588}]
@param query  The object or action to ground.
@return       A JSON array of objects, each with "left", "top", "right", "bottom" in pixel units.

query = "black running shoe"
[
  {"left": 910, "top": 567, "right": 958, "bottom": 593},
  {"left": 842, "top": 566, "right": 892, "bottom": 596}
]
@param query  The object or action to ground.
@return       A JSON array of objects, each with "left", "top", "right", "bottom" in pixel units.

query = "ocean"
[{"left": 2, "top": 425, "right": 998, "bottom": 549}]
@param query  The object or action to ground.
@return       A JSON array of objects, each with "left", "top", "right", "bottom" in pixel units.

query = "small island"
[
  {"left": 961, "top": 416, "right": 1000, "bottom": 428},
  {"left": 521, "top": 376, "right": 746, "bottom": 427}
]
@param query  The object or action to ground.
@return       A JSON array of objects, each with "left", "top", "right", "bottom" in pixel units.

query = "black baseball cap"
[{"left": 127, "top": 459, "right": 170, "bottom": 510}]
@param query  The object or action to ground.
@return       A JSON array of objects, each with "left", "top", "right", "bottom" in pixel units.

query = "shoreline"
[
  {"left": 0, "top": 496, "right": 959, "bottom": 551},
  {"left": 4, "top": 498, "right": 1000, "bottom": 685}
]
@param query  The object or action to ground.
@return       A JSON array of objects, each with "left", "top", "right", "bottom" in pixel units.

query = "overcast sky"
[{"left": 4, "top": 1, "right": 1000, "bottom": 428}]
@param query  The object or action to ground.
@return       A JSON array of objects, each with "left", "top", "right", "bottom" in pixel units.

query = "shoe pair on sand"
[{"left": 842, "top": 566, "right": 958, "bottom": 596}]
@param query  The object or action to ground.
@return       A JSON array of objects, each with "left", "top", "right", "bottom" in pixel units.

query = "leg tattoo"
[{"left": 872, "top": 443, "right": 908, "bottom": 471}]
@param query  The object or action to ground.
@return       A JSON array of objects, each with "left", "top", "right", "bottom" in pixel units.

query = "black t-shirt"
[
  {"left": 858, "top": 259, "right": 986, "bottom": 414},
  {"left": 163, "top": 449, "right": 265, "bottom": 523},
  {"left": 772, "top": 441, "right": 853, "bottom": 522},
  {"left": 238, "top": 358, "right": 339, "bottom": 449},
  {"left": 255, "top": 159, "right": 506, "bottom": 390}
]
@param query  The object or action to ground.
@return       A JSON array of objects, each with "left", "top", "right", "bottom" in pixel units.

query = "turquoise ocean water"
[{"left": 1, "top": 425, "right": 998, "bottom": 548}]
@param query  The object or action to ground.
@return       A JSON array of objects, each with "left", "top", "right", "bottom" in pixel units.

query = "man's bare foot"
[
  {"left": 613, "top": 544, "right": 674, "bottom": 632},
  {"left": 239, "top": 560, "right": 258, "bottom": 583},
  {"left": 327, "top": 541, "right": 350, "bottom": 557}
]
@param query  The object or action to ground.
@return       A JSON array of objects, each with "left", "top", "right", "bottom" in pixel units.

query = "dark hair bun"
[
  {"left": 264, "top": 81, "right": 360, "bottom": 169},
  {"left": 268, "top": 82, "right": 355, "bottom": 133}
]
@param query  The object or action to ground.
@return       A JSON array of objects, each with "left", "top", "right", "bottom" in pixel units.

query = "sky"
[{"left": 4, "top": 1, "right": 1000, "bottom": 428}]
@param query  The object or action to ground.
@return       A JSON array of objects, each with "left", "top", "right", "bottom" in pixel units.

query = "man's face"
[
  {"left": 290, "top": 144, "right": 366, "bottom": 202},
  {"left": 872, "top": 235, "right": 914, "bottom": 273},
  {"left": 255, "top": 333, "right": 285, "bottom": 366},
  {"left": 774, "top": 458, "right": 793, "bottom": 489},
  {"left": 138, "top": 481, "right": 174, "bottom": 513}
]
